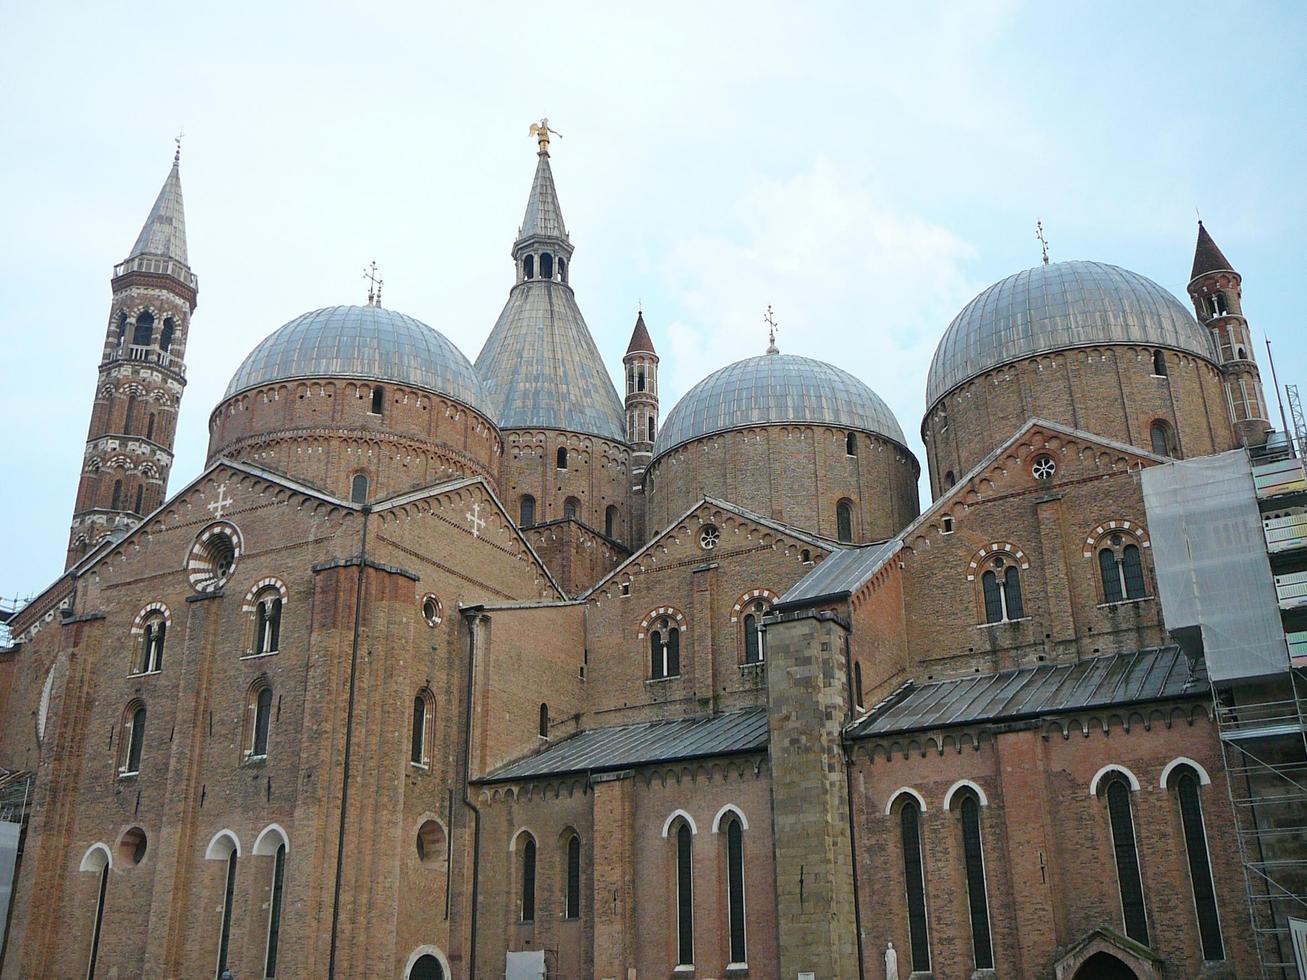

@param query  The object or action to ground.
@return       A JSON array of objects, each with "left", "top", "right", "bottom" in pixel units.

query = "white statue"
[{"left": 885, "top": 940, "right": 899, "bottom": 980}]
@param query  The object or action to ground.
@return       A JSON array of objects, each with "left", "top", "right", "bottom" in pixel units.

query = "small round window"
[
  {"left": 422, "top": 594, "right": 443, "bottom": 627},
  {"left": 699, "top": 525, "right": 720, "bottom": 550},
  {"left": 188, "top": 523, "right": 241, "bottom": 593},
  {"left": 1031, "top": 454, "right": 1057, "bottom": 480}
]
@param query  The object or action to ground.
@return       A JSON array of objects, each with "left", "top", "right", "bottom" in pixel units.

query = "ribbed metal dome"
[
  {"left": 654, "top": 353, "right": 908, "bottom": 459},
  {"left": 926, "top": 261, "right": 1217, "bottom": 407},
  {"left": 224, "top": 305, "right": 486, "bottom": 412}
]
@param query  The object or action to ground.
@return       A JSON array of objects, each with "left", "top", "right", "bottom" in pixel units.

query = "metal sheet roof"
[
  {"left": 847, "top": 647, "right": 1205, "bottom": 739},
  {"left": 480, "top": 708, "right": 768, "bottom": 783},
  {"left": 926, "top": 261, "right": 1217, "bottom": 407},
  {"left": 129, "top": 159, "right": 188, "bottom": 265},
  {"left": 654, "top": 353, "right": 909, "bottom": 460},
  {"left": 777, "top": 539, "right": 900, "bottom": 607}
]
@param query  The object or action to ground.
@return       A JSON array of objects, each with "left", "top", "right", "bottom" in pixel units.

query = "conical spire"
[
  {"left": 626, "top": 310, "right": 655, "bottom": 355},
  {"left": 517, "top": 149, "right": 568, "bottom": 243},
  {"left": 128, "top": 152, "right": 188, "bottom": 265},
  {"left": 1190, "top": 220, "right": 1234, "bottom": 281}
]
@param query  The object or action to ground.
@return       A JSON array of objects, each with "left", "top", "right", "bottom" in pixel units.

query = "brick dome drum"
[
  {"left": 654, "top": 353, "right": 908, "bottom": 460},
  {"left": 225, "top": 304, "right": 486, "bottom": 412},
  {"left": 926, "top": 261, "right": 1219, "bottom": 407}
]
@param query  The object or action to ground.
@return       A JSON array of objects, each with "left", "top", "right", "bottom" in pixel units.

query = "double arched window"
[
  {"left": 980, "top": 556, "right": 1024, "bottom": 623},
  {"left": 650, "top": 619, "right": 681, "bottom": 679},
  {"left": 139, "top": 612, "right": 166, "bottom": 674},
  {"left": 253, "top": 588, "right": 283, "bottom": 655},
  {"left": 1098, "top": 534, "right": 1147, "bottom": 603}
]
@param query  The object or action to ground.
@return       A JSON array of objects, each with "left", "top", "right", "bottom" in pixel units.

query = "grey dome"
[
  {"left": 224, "top": 305, "right": 486, "bottom": 412},
  {"left": 654, "top": 353, "right": 908, "bottom": 459},
  {"left": 927, "top": 261, "right": 1217, "bottom": 407}
]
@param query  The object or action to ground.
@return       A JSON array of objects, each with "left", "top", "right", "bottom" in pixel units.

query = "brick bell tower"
[
  {"left": 66, "top": 146, "right": 197, "bottom": 569},
  {"left": 624, "top": 310, "right": 659, "bottom": 545},
  {"left": 1187, "top": 220, "right": 1271, "bottom": 448}
]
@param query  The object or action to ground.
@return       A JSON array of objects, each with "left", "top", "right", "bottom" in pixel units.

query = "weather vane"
[
  {"left": 363, "top": 261, "right": 384, "bottom": 307},
  {"left": 174, "top": 129, "right": 184, "bottom": 164},
  {"left": 764, "top": 305, "right": 780, "bottom": 355},
  {"left": 1035, "top": 219, "right": 1050, "bottom": 266},
  {"left": 528, "top": 117, "right": 562, "bottom": 151}
]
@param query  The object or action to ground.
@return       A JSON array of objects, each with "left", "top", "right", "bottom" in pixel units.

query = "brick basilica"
[{"left": 1, "top": 126, "right": 1303, "bottom": 980}]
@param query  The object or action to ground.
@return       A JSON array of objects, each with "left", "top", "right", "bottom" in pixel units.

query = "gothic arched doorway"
[{"left": 1072, "top": 951, "right": 1139, "bottom": 980}]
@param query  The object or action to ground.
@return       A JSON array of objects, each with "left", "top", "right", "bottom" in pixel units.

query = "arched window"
[
  {"left": 899, "top": 799, "right": 931, "bottom": 973},
  {"left": 1150, "top": 420, "right": 1172, "bottom": 457},
  {"left": 958, "top": 793, "right": 994, "bottom": 970},
  {"left": 264, "top": 841, "right": 287, "bottom": 977},
  {"left": 217, "top": 846, "right": 238, "bottom": 976},
  {"left": 854, "top": 662, "right": 864, "bottom": 709},
  {"left": 139, "top": 613, "right": 166, "bottom": 674},
  {"left": 124, "top": 395, "right": 137, "bottom": 434},
  {"left": 523, "top": 254, "right": 534, "bottom": 279},
  {"left": 605, "top": 505, "right": 619, "bottom": 539},
  {"left": 83, "top": 846, "right": 110, "bottom": 979},
  {"left": 132, "top": 311, "right": 154, "bottom": 347},
  {"left": 519, "top": 494, "right": 536, "bottom": 527},
  {"left": 540, "top": 252, "right": 554, "bottom": 280},
  {"left": 411, "top": 691, "right": 433, "bottom": 766},
  {"left": 254, "top": 589, "right": 283, "bottom": 655},
  {"left": 650, "top": 621, "right": 681, "bottom": 679},
  {"left": 563, "top": 497, "right": 580, "bottom": 520},
  {"left": 980, "top": 557, "right": 1024, "bottom": 623},
  {"left": 146, "top": 412, "right": 156, "bottom": 441},
  {"left": 409, "top": 954, "right": 446, "bottom": 980},
  {"left": 557, "top": 257, "right": 567, "bottom": 283},
  {"left": 945, "top": 470, "right": 956, "bottom": 488},
  {"left": 159, "top": 317, "right": 175, "bottom": 353},
  {"left": 674, "top": 820, "right": 694, "bottom": 967},
  {"left": 121, "top": 703, "right": 146, "bottom": 775},
  {"left": 648, "top": 415, "right": 655, "bottom": 442},
  {"left": 564, "top": 833, "right": 581, "bottom": 920},
  {"left": 111, "top": 479, "right": 123, "bottom": 510},
  {"left": 1152, "top": 349, "right": 1168, "bottom": 377},
  {"left": 351, "top": 473, "right": 369, "bottom": 505},
  {"left": 370, "top": 385, "right": 384, "bottom": 415},
  {"left": 846, "top": 432, "right": 857, "bottom": 456},
  {"left": 249, "top": 685, "right": 273, "bottom": 759},
  {"left": 1098, "top": 535, "right": 1147, "bottom": 603},
  {"left": 836, "top": 499, "right": 854, "bottom": 543},
  {"left": 538, "top": 702, "right": 549, "bottom": 738},
  {"left": 1104, "top": 776, "right": 1149, "bottom": 945},
  {"left": 742, "top": 600, "right": 768, "bottom": 665},
  {"left": 1172, "top": 767, "right": 1224, "bottom": 960},
  {"left": 520, "top": 835, "right": 537, "bottom": 922},
  {"left": 114, "top": 311, "right": 128, "bottom": 353},
  {"left": 724, "top": 814, "right": 747, "bottom": 965},
  {"left": 556, "top": 446, "right": 568, "bottom": 469},
  {"left": 637, "top": 368, "right": 646, "bottom": 392},
  {"left": 133, "top": 485, "right": 144, "bottom": 515}
]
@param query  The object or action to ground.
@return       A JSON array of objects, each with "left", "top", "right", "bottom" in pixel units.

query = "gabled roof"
[
  {"left": 478, "top": 708, "right": 767, "bottom": 783},
  {"left": 582, "top": 495, "right": 845, "bottom": 600},
  {"left": 846, "top": 646, "right": 1204, "bottom": 739},
  {"left": 1190, "top": 221, "right": 1236, "bottom": 281},
  {"left": 128, "top": 157, "right": 188, "bottom": 265},
  {"left": 782, "top": 418, "right": 1167, "bottom": 609}
]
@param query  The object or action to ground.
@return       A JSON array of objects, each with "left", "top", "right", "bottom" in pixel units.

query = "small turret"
[{"left": 623, "top": 310, "right": 659, "bottom": 466}]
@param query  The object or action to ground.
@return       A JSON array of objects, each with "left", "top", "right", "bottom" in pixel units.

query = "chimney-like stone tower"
[
  {"left": 1187, "top": 221, "right": 1270, "bottom": 448},
  {"left": 66, "top": 149, "right": 196, "bottom": 568}
]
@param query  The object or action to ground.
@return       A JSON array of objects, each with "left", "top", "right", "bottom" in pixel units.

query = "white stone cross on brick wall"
[
  {"left": 465, "top": 501, "right": 486, "bottom": 538},
  {"left": 207, "top": 483, "right": 233, "bottom": 519}
]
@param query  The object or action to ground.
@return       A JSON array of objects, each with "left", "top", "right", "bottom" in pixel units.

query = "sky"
[{"left": 1, "top": 1, "right": 1304, "bottom": 603}]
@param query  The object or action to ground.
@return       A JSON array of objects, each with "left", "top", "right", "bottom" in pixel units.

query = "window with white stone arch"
[
  {"left": 641, "top": 607, "right": 687, "bottom": 680},
  {"left": 732, "top": 589, "right": 778, "bottom": 666},
  {"left": 130, "top": 602, "right": 172, "bottom": 674},
  {"left": 243, "top": 578, "right": 288, "bottom": 657},
  {"left": 967, "top": 543, "right": 1029, "bottom": 624}
]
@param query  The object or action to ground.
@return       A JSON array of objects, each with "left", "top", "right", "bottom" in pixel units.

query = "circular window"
[
  {"left": 1031, "top": 454, "right": 1057, "bottom": 480},
  {"left": 187, "top": 523, "right": 241, "bottom": 593},
  {"left": 699, "top": 525, "right": 720, "bottom": 550},
  {"left": 421, "top": 594, "right": 443, "bottom": 627},
  {"left": 118, "top": 827, "right": 148, "bottom": 866}
]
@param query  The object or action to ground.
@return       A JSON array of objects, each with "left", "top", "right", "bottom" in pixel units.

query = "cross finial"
[
  {"left": 174, "top": 129, "right": 184, "bottom": 164},
  {"left": 528, "top": 117, "right": 562, "bottom": 152},
  {"left": 363, "top": 261, "right": 384, "bottom": 307},
  {"left": 764, "top": 305, "right": 780, "bottom": 355},
  {"left": 1035, "top": 219, "right": 1050, "bottom": 266}
]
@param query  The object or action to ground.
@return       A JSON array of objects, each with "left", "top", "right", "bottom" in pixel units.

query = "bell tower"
[
  {"left": 623, "top": 310, "right": 659, "bottom": 469},
  {"left": 1187, "top": 221, "right": 1270, "bottom": 448},
  {"left": 66, "top": 147, "right": 197, "bottom": 569}
]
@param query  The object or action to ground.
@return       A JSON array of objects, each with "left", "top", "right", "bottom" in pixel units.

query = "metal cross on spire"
[
  {"left": 1035, "top": 219, "right": 1050, "bottom": 266},
  {"left": 764, "top": 305, "right": 780, "bottom": 355},
  {"left": 363, "top": 261, "right": 384, "bottom": 307}
]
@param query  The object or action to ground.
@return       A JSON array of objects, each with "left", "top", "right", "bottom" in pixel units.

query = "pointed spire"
[
  {"left": 128, "top": 152, "right": 188, "bottom": 265},
  {"left": 626, "top": 310, "right": 655, "bottom": 355},
  {"left": 1191, "top": 220, "right": 1235, "bottom": 281},
  {"left": 517, "top": 146, "right": 568, "bottom": 244}
]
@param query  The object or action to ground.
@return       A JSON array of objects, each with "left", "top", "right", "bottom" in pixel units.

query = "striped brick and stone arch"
[
  {"left": 639, "top": 606, "right": 686, "bottom": 640},
  {"left": 730, "top": 588, "right": 778, "bottom": 623},
  {"left": 965, "top": 542, "right": 1029, "bottom": 582},
  {"left": 187, "top": 520, "right": 243, "bottom": 593},
  {"left": 242, "top": 578, "right": 289, "bottom": 613},
  {"left": 130, "top": 601, "right": 172, "bottom": 636},
  {"left": 1082, "top": 519, "right": 1150, "bottom": 558}
]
